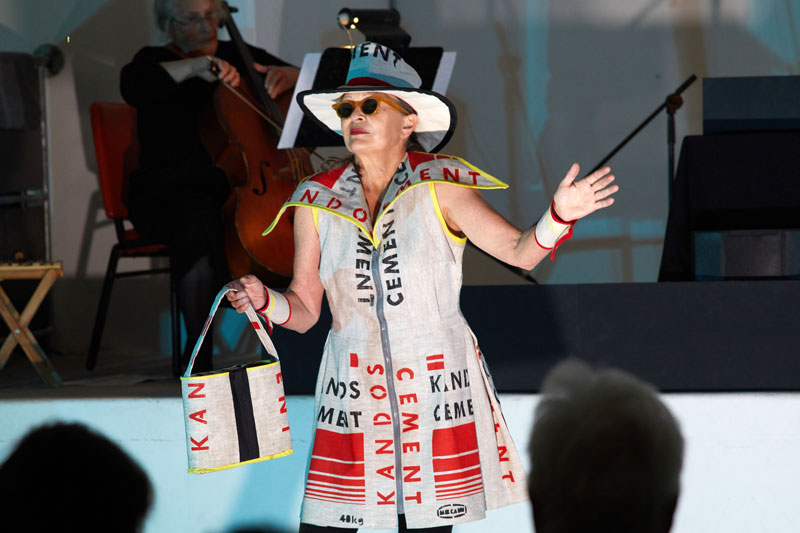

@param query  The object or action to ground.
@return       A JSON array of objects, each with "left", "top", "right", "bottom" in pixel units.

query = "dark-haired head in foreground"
[
  {"left": 0, "top": 422, "right": 152, "bottom": 533},
  {"left": 528, "top": 361, "right": 684, "bottom": 533}
]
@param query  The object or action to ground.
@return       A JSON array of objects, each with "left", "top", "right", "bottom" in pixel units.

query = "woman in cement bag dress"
[{"left": 227, "top": 41, "right": 618, "bottom": 532}]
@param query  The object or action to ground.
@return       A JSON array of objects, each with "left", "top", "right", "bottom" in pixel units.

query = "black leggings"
[{"left": 299, "top": 514, "right": 452, "bottom": 532}]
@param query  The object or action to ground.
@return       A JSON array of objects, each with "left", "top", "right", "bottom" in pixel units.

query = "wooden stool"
[{"left": 0, "top": 261, "right": 64, "bottom": 387}]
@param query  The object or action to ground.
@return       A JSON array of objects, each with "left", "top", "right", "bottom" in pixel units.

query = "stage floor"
[{"left": 0, "top": 346, "right": 242, "bottom": 399}]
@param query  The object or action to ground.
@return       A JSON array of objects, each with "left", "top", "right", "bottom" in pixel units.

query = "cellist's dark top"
[
  {"left": 118, "top": 41, "right": 290, "bottom": 281},
  {"left": 120, "top": 40, "right": 289, "bottom": 173}
]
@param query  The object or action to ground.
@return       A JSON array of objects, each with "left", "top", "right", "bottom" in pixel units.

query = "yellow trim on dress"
[
  {"left": 267, "top": 203, "right": 376, "bottom": 245},
  {"left": 188, "top": 448, "right": 294, "bottom": 474},
  {"left": 262, "top": 153, "right": 508, "bottom": 249},
  {"left": 312, "top": 207, "right": 319, "bottom": 233},
  {"left": 429, "top": 183, "right": 466, "bottom": 244},
  {"left": 442, "top": 153, "right": 508, "bottom": 188}
]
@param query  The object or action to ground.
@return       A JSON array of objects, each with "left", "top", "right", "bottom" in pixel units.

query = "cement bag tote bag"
[{"left": 181, "top": 286, "right": 292, "bottom": 473}]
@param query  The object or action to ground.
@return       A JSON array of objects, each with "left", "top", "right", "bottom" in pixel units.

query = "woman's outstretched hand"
[
  {"left": 226, "top": 274, "right": 266, "bottom": 313},
  {"left": 552, "top": 163, "right": 618, "bottom": 221}
]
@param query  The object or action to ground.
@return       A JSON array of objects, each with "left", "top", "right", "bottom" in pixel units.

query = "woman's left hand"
[
  {"left": 254, "top": 64, "right": 300, "bottom": 99},
  {"left": 552, "top": 163, "right": 618, "bottom": 221},
  {"left": 226, "top": 275, "right": 266, "bottom": 313}
]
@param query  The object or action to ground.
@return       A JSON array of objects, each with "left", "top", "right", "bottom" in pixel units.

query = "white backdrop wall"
[{"left": 0, "top": 0, "right": 798, "bottom": 347}]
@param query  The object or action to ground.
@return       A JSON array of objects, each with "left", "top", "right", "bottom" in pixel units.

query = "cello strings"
[
  {"left": 220, "top": 82, "right": 325, "bottom": 173},
  {"left": 219, "top": 82, "right": 324, "bottom": 165},
  {"left": 220, "top": 81, "right": 283, "bottom": 131}
]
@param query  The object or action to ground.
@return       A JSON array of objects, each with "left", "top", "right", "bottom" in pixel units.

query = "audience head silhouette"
[
  {"left": 528, "top": 360, "right": 684, "bottom": 533},
  {"left": 0, "top": 422, "right": 153, "bottom": 533}
]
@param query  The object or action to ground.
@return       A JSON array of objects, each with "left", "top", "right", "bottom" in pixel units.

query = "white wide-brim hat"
[{"left": 297, "top": 41, "right": 457, "bottom": 153}]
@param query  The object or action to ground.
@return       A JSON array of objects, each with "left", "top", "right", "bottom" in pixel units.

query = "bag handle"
[{"left": 183, "top": 286, "right": 279, "bottom": 378}]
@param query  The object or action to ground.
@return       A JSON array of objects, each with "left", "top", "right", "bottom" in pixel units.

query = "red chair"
[{"left": 86, "top": 101, "right": 181, "bottom": 376}]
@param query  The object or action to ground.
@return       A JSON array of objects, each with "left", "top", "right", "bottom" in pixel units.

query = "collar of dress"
[{"left": 261, "top": 151, "right": 509, "bottom": 248}]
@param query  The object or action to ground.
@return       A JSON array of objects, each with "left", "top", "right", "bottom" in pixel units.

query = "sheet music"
[{"left": 278, "top": 52, "right": 321, "bottom": 149}]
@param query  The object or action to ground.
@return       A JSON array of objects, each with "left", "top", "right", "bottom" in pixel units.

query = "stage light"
[{"left": 337, "top": 7, "right": 411, "bottom": 51}]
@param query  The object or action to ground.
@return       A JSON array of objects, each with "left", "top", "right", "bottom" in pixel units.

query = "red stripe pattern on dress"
[
  {"left": 426, "top": 353, "right": 445, "bottom": 371},
  {"left": 305, "top": 429, "right": 366, "bottom": 504},
  {"left": 431, "top": 422, "right": 484, "bottom": 501}
]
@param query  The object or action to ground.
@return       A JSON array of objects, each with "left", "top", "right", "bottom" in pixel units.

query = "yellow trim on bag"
[
  {"left": 179, "top": 360, "right": 280, "bottom": 381},
  {"left": 188, "top": 448, "right": 294, "bottom": 474},
  {"left": 429, "top": 183, "right": 466, "bottom": 244}
]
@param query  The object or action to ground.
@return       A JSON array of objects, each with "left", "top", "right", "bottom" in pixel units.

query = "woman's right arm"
[
  {"left": 227, "top": 206, "right": 324, "bottom": 334},
  {"left": 120, "top": 48, "right": 239, "bottom": 106},
  {"left": 159, "top": 56, "right": 240, "bottom": 86}
]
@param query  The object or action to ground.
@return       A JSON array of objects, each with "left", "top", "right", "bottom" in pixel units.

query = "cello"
[{"left": 199, "top": 2, "right": 314, "bottom": 287}]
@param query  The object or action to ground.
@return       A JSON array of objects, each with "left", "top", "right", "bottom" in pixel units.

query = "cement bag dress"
[{"left": 263, "top": 151, "right": 529, "bottom": 529}]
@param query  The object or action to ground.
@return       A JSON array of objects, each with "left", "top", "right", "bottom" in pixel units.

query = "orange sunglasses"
[{"left": 332, "top": 95, "right": 412, "bottom": 119}]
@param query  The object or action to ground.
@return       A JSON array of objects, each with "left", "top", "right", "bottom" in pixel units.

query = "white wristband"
[
  {"left": 534, "top": 203, "right": 573, "bottom": 249},
  {"left": 263, "top": 287, "right": 291, "bottom": 325},
  {"left": 255, "top": 286, "right": 291, "bottom": 327}
]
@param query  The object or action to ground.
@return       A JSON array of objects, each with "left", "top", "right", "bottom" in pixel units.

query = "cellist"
[{"left": 120, "top": 0, "right": 298, "bottom": 372}]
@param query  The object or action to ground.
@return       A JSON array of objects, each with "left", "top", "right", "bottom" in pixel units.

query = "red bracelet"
[
  {"left": 547, "top": 201, "right": 577, "bottom": 260},
  {"left": 550, "top": 201, "right": 576, "bottom": 224},
  {"left": 254, "top": 286, "right": 270, "bottom": 316}
]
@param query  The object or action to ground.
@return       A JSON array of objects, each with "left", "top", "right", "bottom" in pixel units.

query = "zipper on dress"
[{"left": 371, "top": 244, "right": 405, "bottom": 513}]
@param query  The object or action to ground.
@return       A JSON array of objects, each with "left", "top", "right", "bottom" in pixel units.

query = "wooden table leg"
[
  {"left": 0, "top": 270, "right": 59, "bottom": 363},
  {"left": 0, "top": 287, "right": 22, "bottom": 368},
  {"left": 0, "top": 273, "right": 62, "bottom": 387}
]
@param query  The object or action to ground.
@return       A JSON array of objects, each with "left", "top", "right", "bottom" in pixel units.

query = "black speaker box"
[{"left": 703, "top": 75, "right": 800, "bottom": 133}]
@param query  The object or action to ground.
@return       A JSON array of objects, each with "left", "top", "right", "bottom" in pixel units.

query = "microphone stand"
[
  {"left": 589, "top": 74, "right": 697, "bottom": 205},
  {"left": 469, "top": 75, "right": 698, "bottom": 285}
]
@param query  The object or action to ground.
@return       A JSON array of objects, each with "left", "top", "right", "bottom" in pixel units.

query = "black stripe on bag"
[{"left": 229, "top": 367, "right": 260, "bottom": 462}]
